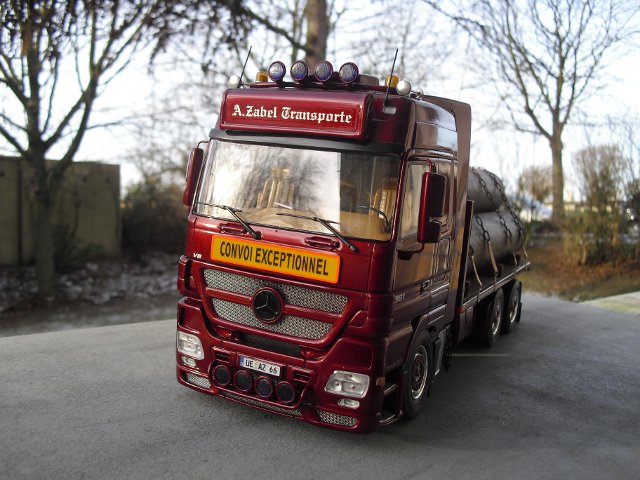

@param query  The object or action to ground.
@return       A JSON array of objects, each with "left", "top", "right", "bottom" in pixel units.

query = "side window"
[{"left": 399, "top": 163, "right": 431, "bottom": 243}]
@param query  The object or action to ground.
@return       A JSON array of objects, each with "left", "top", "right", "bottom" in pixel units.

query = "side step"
[
  {"left": 383, "top": 383, "right": 398, "bottom": 396},
  {"left": 379, "top": 410, "right": 399, "bottom": 426}
]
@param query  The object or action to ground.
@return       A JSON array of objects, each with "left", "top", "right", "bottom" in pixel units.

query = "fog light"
[
  {"left": 268, "top": 61, "right": 286, "bottom": 82},
  {"left": 276, "top": 381, "right": 296, "bottom": 404},
  {"left": 213, "top": 365, "right": 232, "bottom": 387},
  {"left": 177, "top": 331, "right": 204, "bottom": 360},
  {"left": 324, "top": 370, "right": 370, "bottom": 398},
  {"left": 181, "top": 356, "right": 197, "bottom": 368},
  {"left": 255, "top": 376, "right": 274, "bottom": 399},
  {"left": 338, "top": 398, "right": 360, "bottom": 409},
  {"left": 339, "top": 62, "right": 359, "bottom": 84},
  {"left": 290, "top": 60, "right": 309, "bottom": 82},
  {"left": 234, "top": 370, "right": 253, "bottom": 392},
  {"left": 314, "top": 60, "right": 333, "bottom": 82}
]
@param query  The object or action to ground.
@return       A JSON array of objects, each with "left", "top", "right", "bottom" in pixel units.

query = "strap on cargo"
[
  {"left": 487, "top": 240, "right": 498, "bottom": 276},
  {"left": 469, "top": 247, "right": 482, "bottom": 288}
]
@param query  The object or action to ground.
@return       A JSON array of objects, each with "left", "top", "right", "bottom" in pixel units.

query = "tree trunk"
[
  {"left": 550, "top": 136, "right": 565, "bottom": 225},
  {"left": 32, "top": 189, "right": 57, "bottom": 301},
  {"left": 304, "top": 0, "right": 328, "bottom": 68}
]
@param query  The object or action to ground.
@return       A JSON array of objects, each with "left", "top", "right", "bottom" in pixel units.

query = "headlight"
[
  {"left": 177, "top": 331, "right": 204, "bottom": 360},
  {"left": 324, "top": 370, "right": 370, "bottom": 398}
]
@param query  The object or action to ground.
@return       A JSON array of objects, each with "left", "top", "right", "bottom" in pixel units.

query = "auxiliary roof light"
[
  {"left": 339, "top": 62, "right": 359, "bottom": 84},
  {"left": 290, "top": 60, "right": 309, "bottom": 82},
  {"left": 255, "top": 70, "right": 269, "bottom": 82},
  {"left": 268, "top": 61, "right": 286, "bottom": 82},
  {"left": 385, "top": 74, "right": 399, "bottom": 88},
  {"left": 314, "top": 60, "right": 334, "bottom": 82},
  {"left": 396, "top": 79, "right": 412, "bottom": 96},
  {"left": 228, "top": 75, "right": 241, "bottom": 88}
]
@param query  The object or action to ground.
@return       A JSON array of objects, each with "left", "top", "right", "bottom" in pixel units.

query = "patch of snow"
[{"left": 0, "top": 253, "right": 179, "bottom": 313}]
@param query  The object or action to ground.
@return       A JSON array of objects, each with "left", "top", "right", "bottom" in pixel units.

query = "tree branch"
[{"left": 0, "top": 121, "right": 26, "bottom": 155}]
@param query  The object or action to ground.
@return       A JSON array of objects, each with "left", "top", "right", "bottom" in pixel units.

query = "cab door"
[{"left": 392, "top": 158, "right": 454, "bottom": 318}]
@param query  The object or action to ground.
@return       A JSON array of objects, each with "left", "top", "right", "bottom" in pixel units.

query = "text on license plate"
[{"left": 239, "top": 356, "right": 281, "bottom": 376}]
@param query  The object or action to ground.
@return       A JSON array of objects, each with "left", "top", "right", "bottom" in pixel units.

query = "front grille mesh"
[
  {"left": 213, "top": 299, "right": 331, "bottom": 340},
  {"left": 317, "top": 410, "right": 357, "bottom": 427},
  {"left": 203, "top": 269, "right": 347, "bottom": 313},
  {"left": 184, "top": 372, "right": 211, "bottom": 389},
  {"left": 224, "top": 392, "right": 302, "bottom": 417}
]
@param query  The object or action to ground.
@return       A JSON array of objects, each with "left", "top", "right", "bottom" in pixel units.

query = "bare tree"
[
  {"left": 348, "top": 0, "right": 454, "bottom": 86},
  {"left": 423, "top": 0, "right": 639, "bottom": 225},
  {"left": 516, "top": 164, "right": 553, "bottom": 221},
  {"left": 303, "top": 0, "right": 328, "bottom": 67},
  {"left": 0, "top": 0, "right": 244, "bottom": 300}
]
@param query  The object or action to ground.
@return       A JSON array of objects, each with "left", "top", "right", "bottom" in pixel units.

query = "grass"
[{"left": 519, "top": 236, "right": 640, "bottom": 301}]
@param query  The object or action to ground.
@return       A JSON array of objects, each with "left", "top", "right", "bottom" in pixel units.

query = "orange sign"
[{"left": 211, "top": 236, "right": 340, "bottom": 284}]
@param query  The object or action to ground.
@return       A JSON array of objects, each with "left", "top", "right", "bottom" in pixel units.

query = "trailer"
[{"left": 175, "top": 59, "right": 529, "bottom": 433}]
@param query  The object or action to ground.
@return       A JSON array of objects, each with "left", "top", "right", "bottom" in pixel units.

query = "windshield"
[{"left": 194, "top": 140, "right": 401, "bottom": 241}]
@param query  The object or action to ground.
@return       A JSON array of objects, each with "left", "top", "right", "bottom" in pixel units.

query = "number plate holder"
[{"left": 239, "top": 355, "right": 282, "bottom": 377}]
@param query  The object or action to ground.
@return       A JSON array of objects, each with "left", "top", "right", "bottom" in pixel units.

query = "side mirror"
[
  {"left": 417, "top": 172, "right": 447, "bottom": 243},
  {"left": 183, "top": 147, "right": 204, "bottom": 207}
]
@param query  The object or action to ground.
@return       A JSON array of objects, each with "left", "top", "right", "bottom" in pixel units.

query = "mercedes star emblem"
[{"left": 252, "top": 287, "right": 283, "bottom": 324}]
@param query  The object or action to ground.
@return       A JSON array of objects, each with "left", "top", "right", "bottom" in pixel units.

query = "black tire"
[
  {"left": 481, "top": 288, "right": 504, "bottom": 348},
  {"left": 502, "top": 281, "right": 522, "bottom": 334},
  {"left": 402, "top": 330, "right": 434, "bottom": 419}
]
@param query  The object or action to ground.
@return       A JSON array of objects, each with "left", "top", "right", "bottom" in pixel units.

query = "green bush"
[
  {"left": 122, "top": 178, "right": 187, "bottom": 256},
  {"left": 562, "top": 208, "right": 624, "bottom": 265}
]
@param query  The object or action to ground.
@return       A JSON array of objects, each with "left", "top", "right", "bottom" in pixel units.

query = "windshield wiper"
[
  {"left": 198, "top": 203, "right": 261, "bottom": 240},
  {"left": 276, "top": 213, "right": 358, "bottom": 252}
]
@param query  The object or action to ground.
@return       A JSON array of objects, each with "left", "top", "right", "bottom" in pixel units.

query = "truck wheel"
[
  {"left": 502, "top": 281, "right": 521, "bottom": 334},
  {"left": 402, "top": 331, "right": 434, "bottom": 419},
  {"left": 481, "top": 288, "right": 504, "bottom": 348}
]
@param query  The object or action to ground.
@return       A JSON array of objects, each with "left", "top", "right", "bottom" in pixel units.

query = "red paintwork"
[{"left": 176, "top": 79, "right": 525, "bottom": 433}]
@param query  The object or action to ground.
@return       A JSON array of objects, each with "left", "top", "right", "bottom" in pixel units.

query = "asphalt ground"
[{"left": 1, "top": 293, "right": 639, "bottom": 480}]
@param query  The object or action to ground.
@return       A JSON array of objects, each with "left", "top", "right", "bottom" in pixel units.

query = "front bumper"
[{"left": 176, "top": 297, "right": 386, "bottom": 433}]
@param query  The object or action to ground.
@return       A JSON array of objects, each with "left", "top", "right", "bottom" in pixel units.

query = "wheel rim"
[
  {"left": 410, "top": 345, "right": 428, "bottom": 400},
  {"left": 490, "top": 300, "right": 503, "bottom": 336},
  {"left": 508, "top": 290, "right": 520, "bottom": 325}
]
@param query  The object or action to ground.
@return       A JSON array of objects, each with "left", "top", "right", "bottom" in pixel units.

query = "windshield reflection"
[{"left": 195, "top": 141, "right": 400, "bottom": 241}]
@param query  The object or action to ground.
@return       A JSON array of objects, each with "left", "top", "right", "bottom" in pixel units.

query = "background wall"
[{"left": 0, "top": 157, "right": 121, "bottom": 266}]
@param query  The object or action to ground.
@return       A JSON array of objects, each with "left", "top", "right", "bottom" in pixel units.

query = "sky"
[{"left": 2, "top": 1, "right": 639, "bottom": 197}]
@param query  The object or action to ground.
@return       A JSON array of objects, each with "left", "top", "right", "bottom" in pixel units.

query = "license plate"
[{"left": 239, "top": 356, "right": 281, "bottom": 377}]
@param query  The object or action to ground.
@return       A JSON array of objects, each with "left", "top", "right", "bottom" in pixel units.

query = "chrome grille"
[
  {"left": 317, "top": 410, "right": 357, "bottom": 427},
  {"left": 184, "top": 372, "right": 211, "bottom": 389},
  {"left": 224, "top": 392, "right": 302, "bottom": 417},
  {"left": 203, "top": 269, "right": 347, "bottom": 313},
  {"left": 212, "top": 299, "right": 331, "bottom": 340}
]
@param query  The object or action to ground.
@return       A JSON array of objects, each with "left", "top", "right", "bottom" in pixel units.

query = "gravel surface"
[{"left": 0, "top": 253, "right": 180, "bottom": 336}]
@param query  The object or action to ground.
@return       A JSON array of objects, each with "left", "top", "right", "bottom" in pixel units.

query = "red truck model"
[{"left": 176, "top": 59, "right": 529, "bottom": 433}]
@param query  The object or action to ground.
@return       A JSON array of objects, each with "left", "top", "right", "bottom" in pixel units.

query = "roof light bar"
[
  {"left": 268, "top": 61, "right": 286, "bottom": 82},
  {"left": 338, "top": 62, "right": 359, "bottom": 84},
  {"left": 290, "top": 61, "right": 309, "bottom": 82}
]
